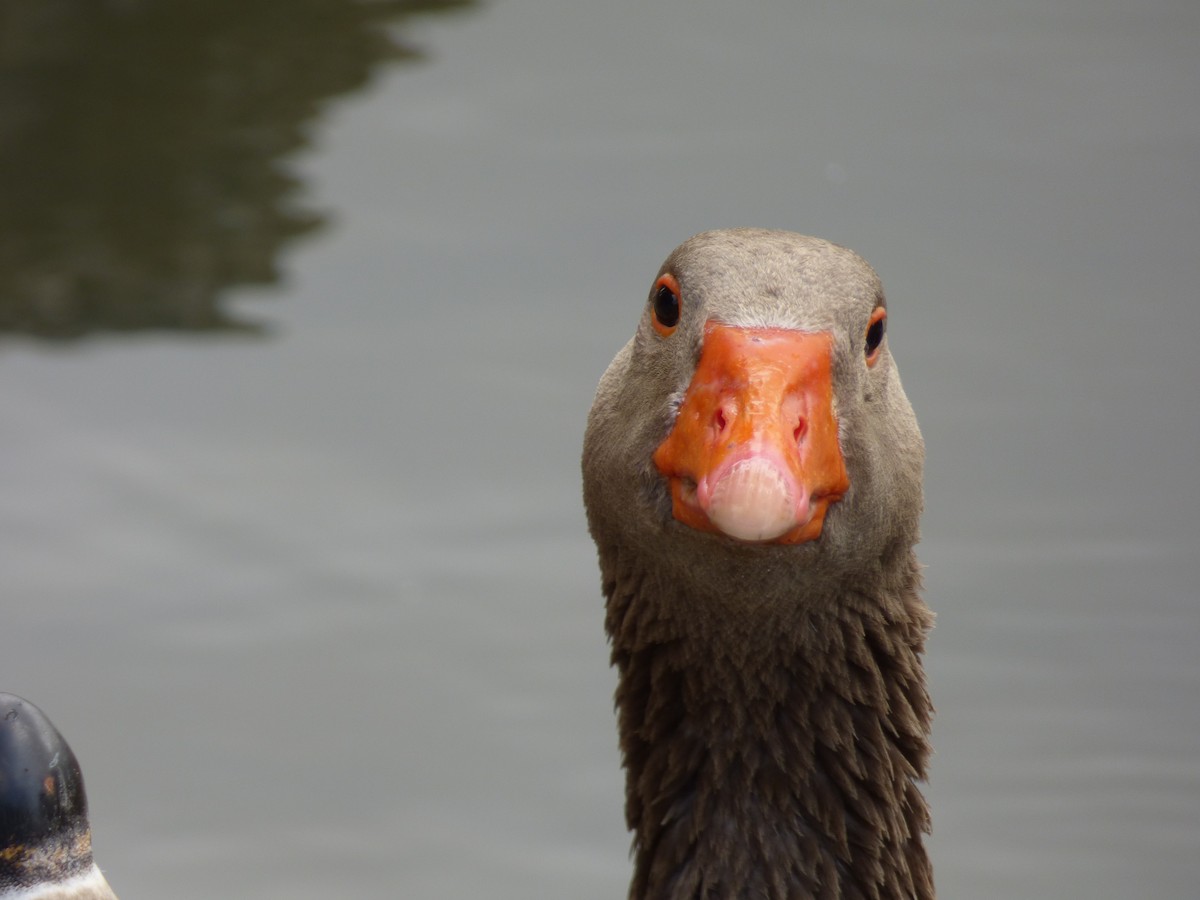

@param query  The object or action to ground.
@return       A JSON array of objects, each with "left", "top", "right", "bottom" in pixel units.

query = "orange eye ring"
[
  {"left": 650, "top": 273, "right": 682, "bottom": 336},
  {"left": 865, "top": 306, "right": 886, "bottom": 367}
]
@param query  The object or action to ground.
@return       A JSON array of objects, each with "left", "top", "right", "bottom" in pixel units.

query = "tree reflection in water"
[{"left": 0, "top": 0, "right": 474, "bottom": 339}]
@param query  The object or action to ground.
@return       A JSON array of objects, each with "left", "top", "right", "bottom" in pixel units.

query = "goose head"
[{"left": 584, "top": 228, "right": 924, "bottom": 603}]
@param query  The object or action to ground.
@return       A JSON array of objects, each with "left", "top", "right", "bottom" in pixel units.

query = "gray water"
[{"left": 2, "top": 1, "right": 1197, "bottom": 897}]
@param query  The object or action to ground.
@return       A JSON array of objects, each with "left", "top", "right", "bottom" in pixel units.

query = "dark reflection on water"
[{"left": 0, "top": 0, "right": 474, "bottom": 339}]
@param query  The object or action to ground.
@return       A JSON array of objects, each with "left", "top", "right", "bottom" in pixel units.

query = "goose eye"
[
  {"left": 651, "top": 274, "right": 682, "bottom": 336},
  {"left": 864, "top": 306, "right": 886, "bottom": 366}
]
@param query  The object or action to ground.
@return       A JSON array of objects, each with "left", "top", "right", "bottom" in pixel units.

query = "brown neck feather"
[{"left": 602, "top": 545, "right": 934, "bottom": 900}]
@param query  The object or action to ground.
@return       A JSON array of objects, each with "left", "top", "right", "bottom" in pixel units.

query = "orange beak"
[{"left": 652, "top": 322, "right": 850, "bottom": 544}]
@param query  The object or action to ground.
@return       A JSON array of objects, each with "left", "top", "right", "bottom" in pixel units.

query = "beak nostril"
[
  {"left": 794, "top": 418, "right": 807, "bottom": 444},
  {"left": 715, "top": 407, "right": 727, "bottom": 434}
]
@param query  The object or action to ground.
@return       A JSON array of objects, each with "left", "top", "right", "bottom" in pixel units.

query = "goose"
[
  {"left": 582, "top": 229, "right": 933, "bottom": 899},
  {"left": 0, "top": 694, "right": 119, "bottom": 900}
]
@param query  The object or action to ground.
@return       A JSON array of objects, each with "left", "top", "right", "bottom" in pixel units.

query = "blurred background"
[{"left": 1, "top": 0, "right": 1196, "bottom": 897}]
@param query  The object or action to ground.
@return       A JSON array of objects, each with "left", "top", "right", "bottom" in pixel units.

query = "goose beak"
[{"left": 652, "top": 321, "right": 850, "bottom": 544}]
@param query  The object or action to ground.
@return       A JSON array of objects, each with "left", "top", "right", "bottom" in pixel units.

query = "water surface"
[{"left": 1, "top": 1, "right": 1197, "bottom": 898}]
